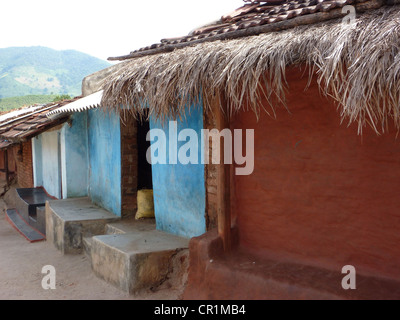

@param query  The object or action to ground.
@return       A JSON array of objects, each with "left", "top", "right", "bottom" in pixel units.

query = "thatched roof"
[{"left": 101, "top": 1, "right": 400, "bottom": 134}]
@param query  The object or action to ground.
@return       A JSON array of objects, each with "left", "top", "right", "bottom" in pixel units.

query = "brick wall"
[
  {"left": 120, "top": 112, "right": 138, "bottom": 218},
  {"left": 204, "top": 111, "right": 218, "bottom": 231},
  {"left": 13, "top": 140, "right": 33, "bottom": 188}
]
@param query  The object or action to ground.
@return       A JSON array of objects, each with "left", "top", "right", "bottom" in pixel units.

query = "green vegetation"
[
  {"left": 0, "top": 46, "right": 110, "bottom": 99},
  {"left": 52, "top": 94, "right": 72, "bottom": 102},
  {"left": 0, "top": 94, "right": 60, "bottom": 112}
]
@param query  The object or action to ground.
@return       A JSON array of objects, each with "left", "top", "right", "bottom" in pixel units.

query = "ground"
[{"left": 0, "top": 196, "right": 181, "bottom": 300}]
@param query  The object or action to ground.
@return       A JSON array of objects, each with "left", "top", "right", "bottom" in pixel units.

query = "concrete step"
[
  {"left": 83, "top": 219, "right": 158, "bottom": 285},
  {"left": 106, "top": 218, "right": 156, "bottom": 235},
  {"left": 46, "top": 197, "right": 120, "bottom": 254},
  {"left": 83, "top": 219, "right": 156, "bottom": 270},
  {"left": 90, "top": 229, "right": 189, "bottom": 294},
  {"left": 82, "top": 236, "right": 93, "bottom": 263}
]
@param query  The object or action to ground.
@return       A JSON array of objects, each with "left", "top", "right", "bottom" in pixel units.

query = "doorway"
[{"left": 137, "top": 118, "right": 153, "bottom": 190}]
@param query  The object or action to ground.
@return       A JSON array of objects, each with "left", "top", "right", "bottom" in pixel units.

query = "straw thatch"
[{"left": 102, "top": 5, "right": 400, "bottom": 134}]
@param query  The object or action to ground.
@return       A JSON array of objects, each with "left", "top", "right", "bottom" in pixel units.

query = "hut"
[
  {"left": 99, "top": 0, "right": 400, "bottom": 299},
  {"left": 81, "top": 67, "right": 207, "bottom": 238},
  {"left": 0, "top": 94, "right": 130, "bottom": 245},
  {"left": 0, "top": 98, "right": 80, "bottom": 237}
]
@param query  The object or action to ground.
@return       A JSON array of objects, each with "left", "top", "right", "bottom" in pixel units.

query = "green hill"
[
  {"left": 0, "top": 46, "right": 111, "bottom": 99},
  {"left": 0, "top": 95, "right": 61, "bottom": 112}
]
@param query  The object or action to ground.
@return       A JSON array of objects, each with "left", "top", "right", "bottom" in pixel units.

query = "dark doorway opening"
[{"left": 137, "top": 119, "right": 153, "bottom": 190}]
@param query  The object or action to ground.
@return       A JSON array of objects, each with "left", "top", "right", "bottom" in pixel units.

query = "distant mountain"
[{"left": 0, "top": 46, "right": 111, "bottom": 99}]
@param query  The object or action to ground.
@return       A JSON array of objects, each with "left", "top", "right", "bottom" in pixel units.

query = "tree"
[{"left": 52, "top": 94, "right": 71, "bottom": 102}]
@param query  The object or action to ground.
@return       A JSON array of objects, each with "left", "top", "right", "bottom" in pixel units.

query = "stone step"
[
  {"left": 90, "top": 230, "right": 189, "bottom": 294},
  {"left": 46, "top": 197, "right": 120, "bottom": 254}
]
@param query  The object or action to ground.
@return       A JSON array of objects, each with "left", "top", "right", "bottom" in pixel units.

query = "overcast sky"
[{"left": 0, "top": 0, "right": 245, "bottom": 62}]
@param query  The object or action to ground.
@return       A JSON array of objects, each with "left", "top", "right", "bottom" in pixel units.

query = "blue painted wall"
[
  {"left": 149, "top": 103, "right": 206, "bottom": 238},
  {"left": 41, "top": 130, "right": 62, "bottom": 198},
  {"left": 33, "top": 113, "right": 88, "bottom": 199},
  {"left": 61, "top": 112, "right": 89, "bottom": 198},
  {"left": 87, "top": 109, "right": 122, "bottom": 216},
  {"left": 33, "top": 130, "right": 62, "bottom": 198},
  {"left": 32, "top": 135, "right": 43, "bottom": 187}
]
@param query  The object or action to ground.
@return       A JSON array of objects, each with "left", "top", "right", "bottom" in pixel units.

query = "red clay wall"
[{"left": 230, "top": 67, "right": 400, "bottom": 281}]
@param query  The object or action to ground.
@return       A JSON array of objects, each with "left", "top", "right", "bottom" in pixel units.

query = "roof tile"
[
  {"left": 0, "top": 97, "right": 80, "bottom": 147},
  {"left": 109, "top": 0, "right": 394, "bottom": 61}
]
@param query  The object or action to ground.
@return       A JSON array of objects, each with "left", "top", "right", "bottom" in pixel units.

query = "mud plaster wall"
[
  {"left": 149, "top": 103, "right": 206, "bottom": 238},
  {"left": 230, "top": 67, "right": 400, "bottom": 281},
  {"left": 88, "top": 109, "right": 121, "bottom": 216},
  {"left": 41, "top": 130, "right": 61, "bottom": 198},
  {"left": 32, "top": 115, "right": 88, "bottom": 200},
  {"left": 61, "top": 112, "right": 89, "bottom": 198}
]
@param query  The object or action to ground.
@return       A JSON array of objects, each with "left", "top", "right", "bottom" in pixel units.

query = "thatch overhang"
[{"left": 101, "top": 0, "right": 400, "bottom": 134}]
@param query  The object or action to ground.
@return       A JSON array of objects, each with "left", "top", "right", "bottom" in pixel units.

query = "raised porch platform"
[
  {"left": 183, "top": 229, "right": 400, "bottom": 300},
  {"left": 90, "top": 228, "right": 189, "bottom": 294},
  {"left": 46, "top": 197, "right": 120, "bottom": 254},
  {"left": 46, "top": 197, "right": 189, "bottom": 294}
]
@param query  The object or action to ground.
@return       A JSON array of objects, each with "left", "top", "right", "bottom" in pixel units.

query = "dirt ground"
[{"left": 0, "top": 196, "right": 181, "bottom": 300}]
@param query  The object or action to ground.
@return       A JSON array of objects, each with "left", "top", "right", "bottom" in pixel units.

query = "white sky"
[{"left": 0, "top": 0, "right": 245, "bottom": 62}]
